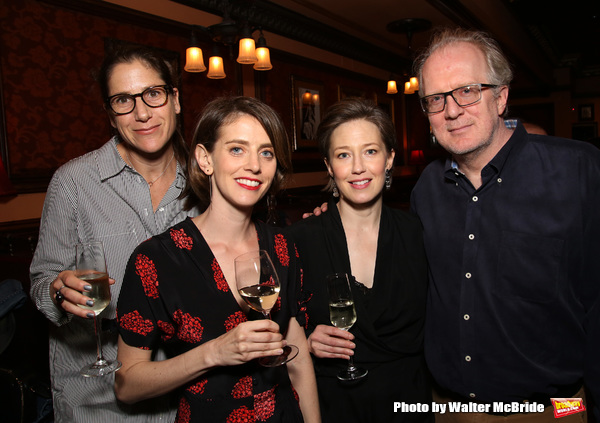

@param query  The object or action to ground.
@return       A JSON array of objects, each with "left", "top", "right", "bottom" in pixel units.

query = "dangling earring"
[
  {"left": 208, "top": 174, "right": 212, "bottom": 199},
  {"left": 332, "top": 180, "right": 339, "bottom": 198},
  {"left": 385, "top": 168, "right": 392, "bottom": 190}
]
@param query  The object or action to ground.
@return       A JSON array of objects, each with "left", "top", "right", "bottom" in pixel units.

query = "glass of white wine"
[
  {"left": 234, "top": 250, "right": 299, "bottom": 367},
  {"left": 75, "top": 241, "right": 122, "bottom": 377},
  {"left": 327, "top": 272, "right": 368, "bottom": 381}
]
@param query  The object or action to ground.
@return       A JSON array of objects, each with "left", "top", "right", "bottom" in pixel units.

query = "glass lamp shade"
[
  {"left": 387, "top": 80, "right": 398, "bottom": 94},
  {"left": 404, "top": 81, "right": 415, "bottom": 95},
  {"left": 302, "top": 91, "right": 313, "bottom": 104},
  {"left": 237, "top": 38, "right": 257, "bottom": 64},
  {"left": 253, "top": 47, "right": 272, "bottom": 70},
  {"left": 184, "top": 47, "right": 206, "bottom": 72},
  {"left": 207, "top": 56, "right": 226, "bottom": 79},
  {"left": 409, "top": 76, "right": 419, "bottom": 92}
]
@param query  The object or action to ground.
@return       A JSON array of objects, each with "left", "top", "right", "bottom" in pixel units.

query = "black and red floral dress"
[{"left": 117, "top": 218, "right": 306, "bottom": 423}]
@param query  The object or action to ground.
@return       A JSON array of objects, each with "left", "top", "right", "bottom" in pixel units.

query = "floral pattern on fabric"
[
  {"left": 232, "top": 376, "right": 253, "bottom": 399},
  {"left": 187, "top": 378, "right": 208, "bottom": 395},
  {"left": 254, "top": 386, "right": 277, "bottom": 421},
  {"left": 226, "top": 406, "right": 255, "bottom": 423},
  {"left": 212, "top": 257, "right": 229, "bottom": 292},
  {"left": 173, "top": 309, "right": 204, "bottom": 343},
  {"left": 119, "top": 310, "right": 154, "bottom": 336},
  {"left": 224, "top": 311, "right": 248, "bottom": 332},
  {"left": 135, "top": 253, "right": 159, "bottom": 299},
  {"left": 171, "top": 227, "right": 193, "bottom": 250},
  {"left": 175, "top": 397, "right": 191, "bottom": 423},
  {"left": 274, "top": 234, "right": 289, "bottom": 267},
  {"left": 158, "top": 320, "right": 175, "bottom": 341}
]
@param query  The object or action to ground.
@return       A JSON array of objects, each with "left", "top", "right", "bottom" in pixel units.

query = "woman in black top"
[
  {"left": 288, "top": 98, "right": 432, "bottom": 422},
  {"left": 116, "top": 97, "right": 320, "bottom": 422}
]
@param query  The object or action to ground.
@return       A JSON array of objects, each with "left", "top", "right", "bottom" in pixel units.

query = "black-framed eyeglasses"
[
  {"left": 106, "top": 85, "right": 172, "bottom": 115},
  {"left": 419, "top": 83, "right": 499, "bottom": 114}
]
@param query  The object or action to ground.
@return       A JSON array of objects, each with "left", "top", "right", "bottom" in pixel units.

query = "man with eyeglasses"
[{"left": 409, "top": 28, "right": 600, "bottom": 422}]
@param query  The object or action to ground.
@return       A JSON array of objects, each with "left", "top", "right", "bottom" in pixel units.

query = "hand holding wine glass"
[
  {"left": 327, "top": 272, "right": 368, "bottom": 381},
  {"left": 75, "top": 241, "right": 122, "bottom": 377},
  {"left": 234, "top": 250, "right": 299, "bottom": 366}
]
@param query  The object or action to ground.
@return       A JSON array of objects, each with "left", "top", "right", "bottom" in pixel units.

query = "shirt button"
[
  {"left": 465, "top": 273, "right": 472, "bottom": 279},
  {"left": 497, "top": 178, "right": 502, "bottom": 183},
  {"left": 468, "top": 234, "right": 475, "bottom": 240},
  {"left": 465, "top": 355, "right": 472, "bottom": 362},
  {"left": 464, "top": 314, "right": 470, "bottom": 320},
  {"left": 472, "top": 196, "right": 478, "bottom": 202},
  {"left": 469, "top": 393, "right": 476, "bottom": 398}
]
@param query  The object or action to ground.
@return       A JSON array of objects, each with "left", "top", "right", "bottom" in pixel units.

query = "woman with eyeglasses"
[{"left": 30, "top": 45, "right": 196, "bottom": 422}]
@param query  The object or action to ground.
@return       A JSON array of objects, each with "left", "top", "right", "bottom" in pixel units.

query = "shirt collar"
[
  {"left": 97, "top": 136, "right": 127, "bottom": 182},
  {"left": 96, "top": 136, "right": 185, "bottom": 187},
  {"left": 443, "top": 120, "right": 527, "bottom": 181}
]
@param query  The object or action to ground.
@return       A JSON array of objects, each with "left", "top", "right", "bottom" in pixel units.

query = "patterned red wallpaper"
[
  {"left": 0, "top": 0, "right": 235, "bottom": 191},
  {"left": 1, "top": 0, "right": 407, "bottom": 192}
]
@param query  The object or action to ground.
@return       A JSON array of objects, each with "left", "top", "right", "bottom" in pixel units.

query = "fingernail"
[
  {"left": 86, "top": 300, "right": 94, "bottom": 307},
  {"left": 86, "top": 312, "right": 95, "bottom": 318},
  {"left": 84, "top": 285, "right": 92, "bottom": 291}
]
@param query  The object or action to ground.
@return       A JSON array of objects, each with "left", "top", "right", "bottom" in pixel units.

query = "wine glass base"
[
  {"left": 80, "top": 359, "right": 122, "bottom": 377},
  {"left": 258, "top": 345, "right": 299, "bottom": 367},
  {"left": 337, "top": 366, "right": 368, "bottom": 381}
]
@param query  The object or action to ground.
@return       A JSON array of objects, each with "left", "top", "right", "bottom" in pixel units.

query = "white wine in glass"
[
  {"left": 327, "top": 272, "right": 368, "bottom": 381},
  {"left": 235, "top": 250, "right": 299, "bottom": 367},
  {"left": 76, "top": 241, "right": 122, "bottom": 377}
]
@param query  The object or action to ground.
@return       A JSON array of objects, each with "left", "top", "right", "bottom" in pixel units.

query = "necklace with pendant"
[{"left": 125, "top": 149, "right": 175, "bottom": 187}]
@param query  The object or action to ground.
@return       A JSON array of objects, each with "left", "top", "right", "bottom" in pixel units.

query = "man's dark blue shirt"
[{"left": 411, "top": 122, "right": 600, "bottom": 406}]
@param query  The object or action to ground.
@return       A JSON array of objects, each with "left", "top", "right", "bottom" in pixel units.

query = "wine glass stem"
[
  {"left": 94, "top": 314, "right": 106, "bottom": 364},
  {"left": 347, "top": 355, "right": 357, "bottom": 372}
]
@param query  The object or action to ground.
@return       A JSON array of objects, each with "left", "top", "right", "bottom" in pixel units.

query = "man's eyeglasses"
[
  {"left": 419, "top": 83, "right": 499, "bottom": 114},
  {"left": 106, "top": 85, "right": 172, "bottom": 115}
]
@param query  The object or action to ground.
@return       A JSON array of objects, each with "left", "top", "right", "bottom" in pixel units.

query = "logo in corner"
[{"left": 551, "top": 398, "right": 585, "bottom": 418}]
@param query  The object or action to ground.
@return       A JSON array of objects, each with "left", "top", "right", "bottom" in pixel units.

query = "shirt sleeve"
[
  {"left": 29, "top": 167, "right": 79, "bottom": 326},
  {"left": 117, "top": 243, "right": 164, "bottom": 350}
]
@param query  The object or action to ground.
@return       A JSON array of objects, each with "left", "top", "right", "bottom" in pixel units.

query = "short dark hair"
[
  {"left": 95, "top": 45, "right": 188, "bottom": 174},
  {"left": 185, "top": 96, "right": 292, "bottom": 212}
]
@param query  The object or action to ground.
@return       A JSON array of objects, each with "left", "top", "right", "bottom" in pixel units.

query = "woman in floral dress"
[{"left": 115, "top": 97, "right": 320, "bottom": 423}]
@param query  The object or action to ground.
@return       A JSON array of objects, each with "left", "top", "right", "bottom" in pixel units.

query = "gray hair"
[{"left": 413, "top": 27, "right": 513, "bottom": 94}]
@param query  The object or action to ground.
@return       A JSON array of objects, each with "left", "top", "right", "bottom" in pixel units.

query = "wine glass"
[
  {"left": 75, "top": 241, "right": 122, "bottom": 377},
  {"left": 327, "top": 272, "right": 368, "bottom": 381},
  {"left": 234, "top": 250, "right": 299, "bottom": 367}
]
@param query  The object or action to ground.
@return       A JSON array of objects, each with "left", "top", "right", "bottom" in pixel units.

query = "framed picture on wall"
[
  {"left": 578, "top": 104, "right": 594, "bottom": 121},
  {"left": 291, "top": 76, "right": 324, "bottom": 150}
]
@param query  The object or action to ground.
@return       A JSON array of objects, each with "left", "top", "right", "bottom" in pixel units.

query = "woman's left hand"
[{"left": 307, "top": 324, "right": 355, "bottom": 360}]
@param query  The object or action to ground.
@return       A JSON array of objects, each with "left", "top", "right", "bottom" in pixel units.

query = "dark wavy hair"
[
  {"left": 184, "top": 96, "right": 292, "bottom": 212},
  {"left": 95, "top": 44, "right": 188, "bottom": 172},
  {"left": 316, "top": 97, "right": 397, "bottom": 192}
]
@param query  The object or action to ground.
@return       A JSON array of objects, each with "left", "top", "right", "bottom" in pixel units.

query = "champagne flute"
[
  {"left": 75, "top": 241, "right": 122, "bottom": 377},
  {"left": 327, "top": 272, "right": 368, "bottom": 381},
  {"left": 235, "top": 250, "right": 299, "bottom": 367}
]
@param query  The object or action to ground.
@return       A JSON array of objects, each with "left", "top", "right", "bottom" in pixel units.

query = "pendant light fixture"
[
  {"left": 184, "top": 30, "right": 206, "bottom": 73},
  {"left": 386, "top": 18, "right": 431, "bottom": 95},
  {"left": 184, "top": 4, "right": 273, "bottom": 78},
  {"left": 253, "top": 29, "right": 272, "bottom": 71}
]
